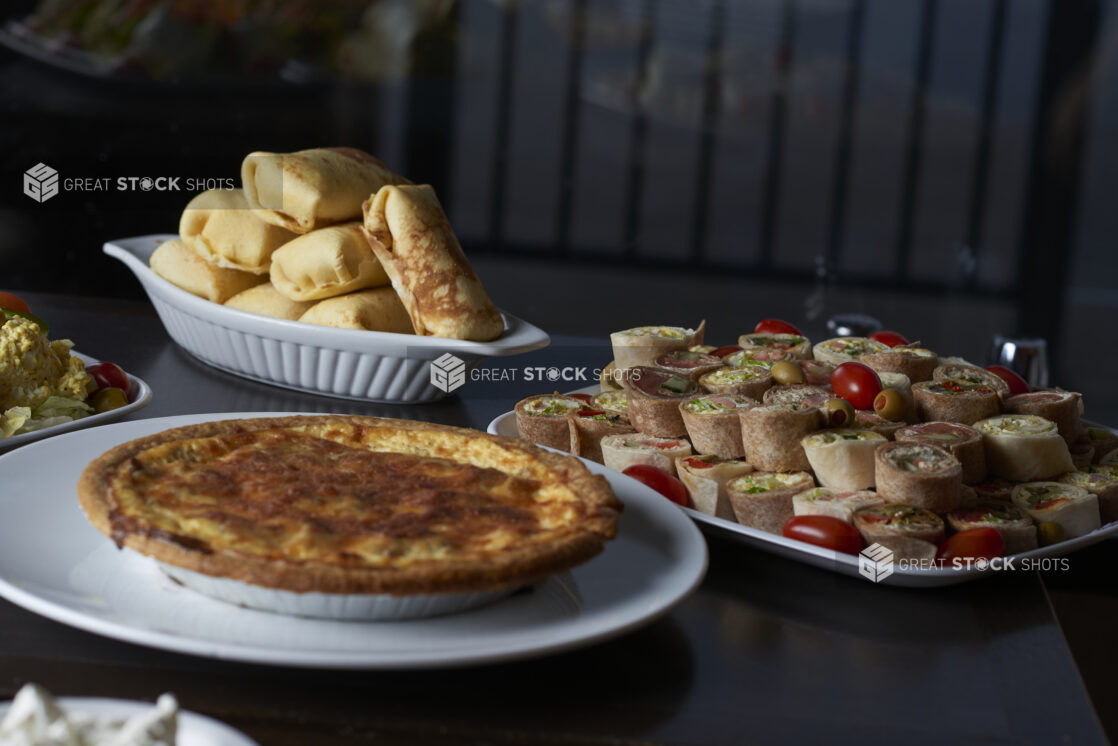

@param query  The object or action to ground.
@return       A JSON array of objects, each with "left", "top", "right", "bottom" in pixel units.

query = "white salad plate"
[
  {"left": 104, "top": 235, "right": 550, "bottom": 404},
  {"left": 488, "top": 386, "right": 1118, "bottom": 587},
  {"left": 0, "top": 696, "right": 259, "bottom": 746},
  {"left": 0, "top": 413, "right": 707, "bottom": 669},
  {"left": 0, "top": 352, "right": 151, "bottom": 454}
]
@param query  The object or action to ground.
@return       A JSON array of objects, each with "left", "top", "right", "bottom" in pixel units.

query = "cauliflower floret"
[{"left": 0, "top": 316, "right": 95, "bottom": 412}]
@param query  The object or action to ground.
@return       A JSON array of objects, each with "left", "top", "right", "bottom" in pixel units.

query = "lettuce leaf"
[
  {"left": 32, "top": 396, "right": 93, "bottom": 420},
  {"left": 0, "top": 407, "right": 32, "bottom": 438}
]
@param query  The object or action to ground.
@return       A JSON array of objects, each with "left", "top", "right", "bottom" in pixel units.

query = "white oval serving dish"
[{"left": 105, "top": 235, "right": 549, "bottom": 404}]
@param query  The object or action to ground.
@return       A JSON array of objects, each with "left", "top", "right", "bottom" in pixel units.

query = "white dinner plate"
[
  {"left": 0, "top": 352, "right": 152, "bottom": 454},
  {"left": 0, "top": 413, "right": 707, "bottom": 669},
  {"left": 0, "top": 697, "right": 259, "bottom": 746},
  {"left": 488, "top": 387, "right": 1118, "bottom": 587}
]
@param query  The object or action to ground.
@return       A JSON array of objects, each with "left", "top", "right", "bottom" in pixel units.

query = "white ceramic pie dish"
[
  {"left": 155, "top": 559, "right": 515, "bottom": 621},
  {"left": 104, "top": 234, "right": 550, "bottom": 404}
]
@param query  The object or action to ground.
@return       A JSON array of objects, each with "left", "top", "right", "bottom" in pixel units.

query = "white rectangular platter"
[{"left": 488, "top": 387, "right": 1118, "bottom": 587}]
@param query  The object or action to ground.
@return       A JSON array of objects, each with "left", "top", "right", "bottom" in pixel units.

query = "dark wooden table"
[{"left": 1, "top": 293, "right": 1114, "bottom": 746}]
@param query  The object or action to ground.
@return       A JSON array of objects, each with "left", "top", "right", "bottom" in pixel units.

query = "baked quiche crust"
[{"left": 78, "top": 415, "right": 622, "bottom": 596}]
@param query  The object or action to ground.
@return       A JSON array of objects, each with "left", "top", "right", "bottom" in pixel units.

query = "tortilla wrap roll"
[
  {"left": 591, "top": 389, "right": 629, "bottom": 415},
  {"left": 297, "top": 288, "right": 414, "bottom": 333},
  {"left": 947, "top": 502, "right": 1038, "bottom": 554},
  {"left": 798, "top": 360, "right": 837, "bottom": 387},
  {"left": 600, "top": 434, "right": 692, "bottom": 476},
  {"left": 726, "top": 471, "right": 814, "bottom": 534},
  {"left": 725, "top": 348, "right": 796, "bottom": 368},
  {"left": 698, "top": 366, "right": 773, "bottom": 400},
  {"left": 1085, "top": 427, "right": 1118, "bottom": 463},
  {"left": 242, "top": 147, "right": 409, "bottom": 233},
  {"left": 676, "top": 455, "right": 754, "bottom": 520},
  {"left": 363, "top": 184, "right": 504, "bottom": 342},
  {"left": 224, "top": 282, "right": 317, "bottom": 321},
  {"left": 150, "top": 238, "right": 266, "bottom": 304},
  {"left": 971, "top": 477, "right": 1018, "bottom": 502},
  {"left": 801, "top": 429, "right": 887, "bottom": 491},
  {"left": 622, "top": 366, "right": 700, "bottom": 437},
  {"left": 873, "top": 536, "right": 939, "bottom": 563},
  {"left": 653, "top": 350, "right": 724, "bottom": 381},
  {"left": 1011, "top": 482, "right": 1101, "bottom": 539},
  {"left": 1003, "top": 390, "right": 1084, "bottom": 446},
  {"left": 853, "top": 504, "right": 945, "bottom": 547},
  {"left": 179, "top": 188, "right": 296, "bottom": 274},
  {"left": 599, "top": 361, "right": 626, "bottom": 390},
  {"left": 912, "top": 380, "right": 1000, "bottom": 425},
  {"left": 269, "top": 222, "right": 390, "bottom": 301},
  {"left": 974, "top": 415, "right": 1075, "bottom": 481},
  {"left": 932, "top": 364, "right": 1010, "bottom": 399},
  {"left": 792, "top": 487, "right": 884, "bottom": 523},
  {"left": 1069, "top": 443, "right": 1095, "bottom": 471},
  {"left": 895, "top": 421, "right": 987, "bottom": 484},
  {"left": 1059, "top": 465, "right": 1118, "bottom": 524},
  {"left": 878, "top": 372, "right": 912, "bottom": 397},
  {"left": 862, "top": 346, "right": 938, "bottom": 383},
  {"left": 679, "top": 394, "right": 757, "bottom": 460},
  {"left": 736, "top": 333, "right": 812, "bottom": 360},
  {"left": 958, "top": 483, "right": 981, "bottom": 506},
  {"left": 874, "top": 441, "right": 963, "bottom": 514},
  {"left": 514, "top": 394, "right": 589, "bottom": 451},
  {"left": 853, "top": 410, "right": 906, "bottom": 440},
  {"left": 762, "top": 384, "right": 832, "bottom": 409},
  {"left": 739, "top": 404, "right": 822, "bottom": 472},
  {"left": 567, "top": 410, "right": 636, "bottom": 464},
  {"left": 610, "top": 323, "right": 706, "bottom": 371},
  {"left": 812, "top": 337, "right": 888, "bottom": 365}
]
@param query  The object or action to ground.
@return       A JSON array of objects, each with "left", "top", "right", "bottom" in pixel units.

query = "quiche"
[{"left": 78, "top": 415, "right": 622, "bottom": 597}]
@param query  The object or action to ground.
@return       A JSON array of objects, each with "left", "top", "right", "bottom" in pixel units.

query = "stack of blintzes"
[
  {"left": 151, "top": 147, "right": 503, "bottom": 342},
  {"left": 513, "top": 320, "right": 1116, "bottom": 564}
]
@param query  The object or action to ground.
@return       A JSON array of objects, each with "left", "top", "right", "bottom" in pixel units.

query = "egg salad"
[{"left": 0, "top": 314, "right": 95, "bottom": 438}]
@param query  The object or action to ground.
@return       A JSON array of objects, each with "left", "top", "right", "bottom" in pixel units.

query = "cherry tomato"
[
  {"left": 86, "top": 362, "right": 130, "bottom": 397},
  {"left": 0, "top": 292, "right": 30, "bottom": 314},
  {"left": 830, "top": 362, "right": 883, "bottom": 411},
  {"left": 569, "top": 393, "right": 594, "bottom": 404},
  {"left": 985, "top": 365, "right": 1030, "bottom": 396},
  {"left": 711, "top": 345, "right": 744, "bottom": 358},
  {"left": 782, "top": 515, "right": 864, "bottom": 555},
  {"left": 869, "top": 330, "right": 910, "bottom": 348},
  {"left": 753, "top": 319, "right": 804, "bottom": 336},
  {"left": 623, "top": 465, "right": 689, "bottom": 506},
  {"left": 936, "top": 528, "right": 1005, "bottom": 563}
]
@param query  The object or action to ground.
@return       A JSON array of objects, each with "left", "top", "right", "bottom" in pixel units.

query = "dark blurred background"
[{"left": 2, "top": 0, "right": 1117, "bottom": 418}]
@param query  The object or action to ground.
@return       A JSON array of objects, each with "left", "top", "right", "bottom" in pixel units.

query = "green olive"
[
  {"left": 822, "top": 398, "right": 856, "bottom": 427},
  {"left": 873, "top": 388, "right": 907, "bottom": 421},
  {"left": 770, "top": 361, "right": 805, "bottom": 386},
  {"left": 1037, "top": 521, "right": 1067, "bottom": 547},
  {"left": 91, "top": 387, "right": 129, "bottom": 413}
]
